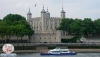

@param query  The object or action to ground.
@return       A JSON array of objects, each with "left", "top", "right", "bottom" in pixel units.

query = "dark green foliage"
[
  {"left": 48, "top": 46, "right": 56, "bottom": 49},
  {"left": 57, "top": 18, "right": 74, "bottom": 33},
  {"left": 58, "top": 18, "right": 100, "bottom": 43},
  {"left": 3, "top": 14, "right": 26, "bottom": 22},
  {"left": 61, "top": 39, "right": 71, "bottom": 43},
  {"left": 70, "top": 35, "right": 82, "bottom": 43},
  {"left": 58, "top": 18, "right": 100, "bottom": 36},
  {"left": 13, "top": 46, "right": 36, "bottom": 50},
  {"left": 68, "top": 45, "right": 100, "bottom": 49},
  {"left": 82, "top": 18, "right": 94, "bottom": 35},
  {"left": 61, "top": 35, "right": 81, "bottom": 43},
  {"left": 70, "top": 18, "right": 83, "bottom": 35},
  {"left": 0, "top": 14, "right": 34, "bottom": 43},
  {"left": 93, "top": 19, "right": 100, "bottom": 36}
]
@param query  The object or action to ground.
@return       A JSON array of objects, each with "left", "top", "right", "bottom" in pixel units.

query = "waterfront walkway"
[
  {"left": 0, "top": 49, "right": 100, "bottom": 53},
  {"left": 0, "top": 43, "right": 100, "bottom": 46}
]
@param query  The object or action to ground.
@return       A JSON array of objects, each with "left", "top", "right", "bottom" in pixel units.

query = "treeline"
[
  {"left": 48, "top": 45, "right": 100, "bottom": 49},
  {"left": 0, "top": 14, "right": 34, "bottom": 43},
  {"left": 58, "top": 18, "right": 100, "bottom": 36}
]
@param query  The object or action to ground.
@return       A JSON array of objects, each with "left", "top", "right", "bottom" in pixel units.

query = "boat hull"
[{"left": 40, "top": 52, "right": 77, "bottom": 55}]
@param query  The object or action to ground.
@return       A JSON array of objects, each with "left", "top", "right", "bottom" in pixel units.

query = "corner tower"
[
  {"left": 61, "top": 6, "right": 66, "bottom": 18},
  {"left": 46, "top": 7, "right": 50, "bottom": 18},
  {"left": 41, "top": 5, "right": 46, "bottom": 32},
  {"left": 27, "top": 8, "right": 32, "bottom": 23}
]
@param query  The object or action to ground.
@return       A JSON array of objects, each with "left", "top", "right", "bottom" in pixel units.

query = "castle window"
[
  {"left": 40, "top": 37, "right": 41, "bottom": 39},
  {"left": 51, "top": 26, "right": 52, "bottom": 29},
  {"left": 55, "top": 26, "right": 57, "bottom": 29},
  {"left": 46, "top": 27, "right": 47, "bottom": 30}
]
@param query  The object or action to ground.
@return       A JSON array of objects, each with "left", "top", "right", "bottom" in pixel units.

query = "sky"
[{"left": 0, "top": 0, "right": 100, "bottom": 20}]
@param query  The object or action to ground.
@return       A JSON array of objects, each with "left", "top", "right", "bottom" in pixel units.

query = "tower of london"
[{"left": 27, "top": 6, "right": 74, "bottom": 43}]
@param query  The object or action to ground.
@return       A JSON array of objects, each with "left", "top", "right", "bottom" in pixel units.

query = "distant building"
[{"left": 27, "top": 6, "right": 74, "bottom": 43}]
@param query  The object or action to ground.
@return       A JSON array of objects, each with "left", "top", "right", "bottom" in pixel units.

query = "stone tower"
[
  {"left": 46, "top": 7, "right": 50, "bottom": 18},
  {"left": 61, "top": 6, "right": 66, "bottom": 18},
  {"left": 27, "top": 8, "right": 32, "bottom": 23},
  {"left": 41, "top": 6, "right": 46, "bottom": 32}
]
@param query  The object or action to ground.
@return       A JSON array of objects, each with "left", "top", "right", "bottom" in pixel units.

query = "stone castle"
[{"left": 27, "top": 6, "right": 74, "bottom": 43}]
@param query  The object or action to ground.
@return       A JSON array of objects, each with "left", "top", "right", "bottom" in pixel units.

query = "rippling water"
[{"left": 16, "top": 53, "right": 100, "bottom": 57}]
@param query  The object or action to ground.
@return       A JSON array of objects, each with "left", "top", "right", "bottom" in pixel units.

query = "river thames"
[{"left": 17, "top": 53, "right": 100, "bottom": 57}]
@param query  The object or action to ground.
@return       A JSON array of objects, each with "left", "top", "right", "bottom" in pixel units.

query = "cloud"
[{"left": 0, "top": 0, "right": 100, "bottom": 20}]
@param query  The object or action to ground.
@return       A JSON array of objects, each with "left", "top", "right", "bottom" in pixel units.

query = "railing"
[{"left": 0, "top": 43, "right": 100, "bottom": 46}]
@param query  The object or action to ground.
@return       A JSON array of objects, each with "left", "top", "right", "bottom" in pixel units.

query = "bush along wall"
[
  {"left": 48, "top": 45, "right": 56, "bottom": 49},
  {"left": 14, "top": 45, "right": 36, "bottom": 50},
  {"left": 71, "top": 35, "right": 82, "bottom": 43},
  {"left": 0, "top": 45, "right": 100, "bottom": 51},
  {"left": 47, "top": 45, "right": 100, "bottom": 49},
  {"left": 61, "top": 35, "right": 82, "bottom": 43},
  {"left": 68, "top": 45, "right": 100, "bottom": 49}
]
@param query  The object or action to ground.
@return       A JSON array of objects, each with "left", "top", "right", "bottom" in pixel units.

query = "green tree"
[
  {"left": 70, "top": 18, "right": 83, "bottom": 35},
  {"left": 58, "top": 18, "right": 74, "bottom": 34},
  {"left": 0, "top": 21, "right": 7, "bottom": 43},
  {"left": 94, "top": 19, "right": 100, "bottom": 36},
  {"left": 83, "top": 18, "right": 93, "bottom": 36},
  {"left": 0, "top": 14, "right": 34, "bottom": 43}
]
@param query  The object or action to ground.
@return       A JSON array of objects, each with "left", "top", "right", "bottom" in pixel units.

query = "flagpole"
[
  {"left": 35, "top": 3, "right": 37, "bottom": 17},
  {"left": 36, "top": 5, "right": 37, "bottom": 17}
]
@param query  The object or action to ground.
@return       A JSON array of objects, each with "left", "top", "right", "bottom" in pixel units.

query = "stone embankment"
[
  {"left": 0, "top": 49, "right": 100, "bottom": 53},
  {"left": 13, "top": 49, "right": 100, "bottom": 53}
]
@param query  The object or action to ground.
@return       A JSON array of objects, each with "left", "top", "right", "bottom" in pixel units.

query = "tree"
[
  {"left": 58, "top": 18, "right": 74, "bottom": 34},
  {"left": 70, "top": 18, "right": 83, "bottom": 35},
  {"left": 83, "top": 18, "right": 94, "bottom": 36},
  {"left": 0, "top": 21, "right": 8, "bottom": 43},
  {"left": 94, "top": 19, "right": 100, "bottom": 36},
  {"left": 0, "top": 14, "right": 34, "bottom": 43}
]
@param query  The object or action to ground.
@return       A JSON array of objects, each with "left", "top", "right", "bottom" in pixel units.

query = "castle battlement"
[
  {"left": 50, "top": 17, "right": 61, "bottom": 19},
  {"left": 27, "top": 7, "right": 66, "bottom": 43},
  {"left": 32, "top": 17, "right": 40, "bottom": 19}
]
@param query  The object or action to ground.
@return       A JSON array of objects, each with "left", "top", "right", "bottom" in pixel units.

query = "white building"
[{"left": 27, "top": 6, "right": 74, "bottom": 43}]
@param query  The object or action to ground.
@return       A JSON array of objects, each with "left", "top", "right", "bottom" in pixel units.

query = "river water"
[{"left": 16, "top": 53, "right": 100, "bottom": 57}]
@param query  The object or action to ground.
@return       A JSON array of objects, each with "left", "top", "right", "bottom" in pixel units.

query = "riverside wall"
[
  {"left": 0, "top": 43, "right": 100, "bottom": 53},
  {"left": 0, "top": 49, "right": 100, "bottom": 53}
]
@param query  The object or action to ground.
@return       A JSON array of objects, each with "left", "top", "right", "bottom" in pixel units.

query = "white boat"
[{"left": 40, "top": 48, "right": 77, "bottom": 55}]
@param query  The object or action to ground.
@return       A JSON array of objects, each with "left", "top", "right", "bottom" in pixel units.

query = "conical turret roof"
[{"left": 27, "top": 8, "right": 32, "bottom": 15}]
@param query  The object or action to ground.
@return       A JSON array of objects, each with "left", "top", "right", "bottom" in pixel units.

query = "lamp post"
[
  {"left": 39, "top": 34, "right": 40, "bottom": 43},
  {"left": 50, "top": 34, "right": 51, "bottom": 43}
]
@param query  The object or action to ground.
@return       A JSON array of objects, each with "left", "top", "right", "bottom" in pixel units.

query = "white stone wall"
[
  {"left": 0, "top": 36, "right": 28, "bottom": 40},
  {"left": 27, "top": 9, "right": 70, "bottom": 43},
  {"left": 30, "top": 33, "right": 60, "bottom": 43},
  {"left": 30, "top": 16, "right": 62, "bottom": 33}
]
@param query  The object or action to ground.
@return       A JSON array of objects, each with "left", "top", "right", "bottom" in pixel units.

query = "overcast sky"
[{"left": 0, "top": 0, "right": 100, "bottom": 20}]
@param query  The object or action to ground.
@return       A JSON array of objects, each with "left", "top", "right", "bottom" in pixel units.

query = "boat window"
[{"left": 64, "top": 51, "right": 68, "bottom": 52}]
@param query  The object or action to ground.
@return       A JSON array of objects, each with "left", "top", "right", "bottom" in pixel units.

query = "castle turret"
[
  {"left": 27, "top": 8, "right": 32, "bottom": 23},
  {"left": 41, "top": 5, "right": 46, "bottom": 17},
  {"left": 46, "top": 7, "right": 50, "bottom": 18},
  {"left": 41, "top": 6, "right": 46, "bottom": 32},
  {"left": 61, "top": 6, "right": 66, "bottom": 18}
]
